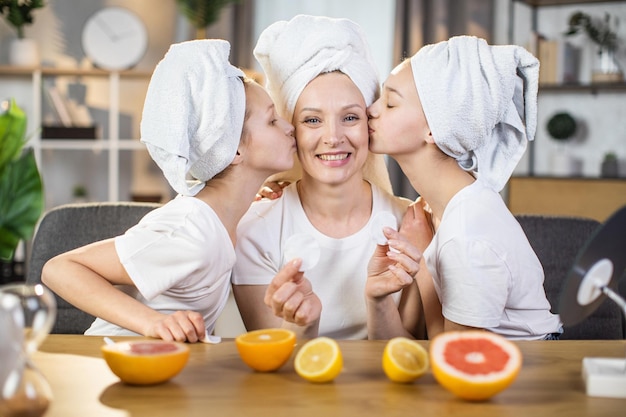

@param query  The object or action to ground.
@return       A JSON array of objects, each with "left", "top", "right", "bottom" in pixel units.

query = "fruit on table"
[
  {"left": 429, "top": 331, "right": 522, "bottom": 401},
  {"left": 382, "top": 337, "right": 429, "bottom": 383},
  {"left": 235, "top": 328, "right": 296, "bottom": 372},
  {"left": 294, "top": 337, "right": 343, "bottom": 383},
  {"left": 101, "top": 340, "right": 190, "bottom": 385}
]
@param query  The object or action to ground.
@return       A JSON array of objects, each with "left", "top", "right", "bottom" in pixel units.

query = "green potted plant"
[
  {"left": 601, "top": 152, "right": 619, "bottom": 178},
  {"left": 0, "top": 0, "right": 45, "bottom": 66},
  {"left": 546, "top": 112, "right": 578, "bottom": 176},
  {"left": 565, "top": 11, "right": 622, "bottom": 82},
  {"left": 175, "top": 0, "right": 239, "bottom": 39},
  {"left": 0, "top": 98, "right": 44, "bottom": 261}
]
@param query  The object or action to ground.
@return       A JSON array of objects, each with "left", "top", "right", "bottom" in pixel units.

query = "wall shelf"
[
  {"left": 539, "top": 82, "right": 626, "bottom": 93},
  {"left": 0, "top": 66, "right": 153, "bottom": 207}
]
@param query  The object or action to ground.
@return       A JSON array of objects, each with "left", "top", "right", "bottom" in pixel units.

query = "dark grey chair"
[
  {"left": 26, "top": 202, "right": 161, "bottom": 334},
  {"left": 516, "top": 214, "right": 625, "bottom": 340}
]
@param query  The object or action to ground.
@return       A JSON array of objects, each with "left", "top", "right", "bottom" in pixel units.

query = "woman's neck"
[{"left": 297, "top": 174, "right": 372, "bottom": 238}]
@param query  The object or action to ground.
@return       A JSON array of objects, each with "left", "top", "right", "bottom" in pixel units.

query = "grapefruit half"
[
  {"left": 101, "top": 340, "right": 190, "bottom": 385},
  {"left": 429, "top": 331, "right": 522, "bottom": 401}
]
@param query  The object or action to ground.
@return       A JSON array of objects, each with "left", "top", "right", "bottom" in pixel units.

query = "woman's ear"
[{"left": 424, "top": 131, "right": 436, "bottom": 144}]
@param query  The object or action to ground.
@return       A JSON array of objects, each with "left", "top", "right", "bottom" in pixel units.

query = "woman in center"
[{"left": 232, "top": 15, "right": 423, "bottom": 339}]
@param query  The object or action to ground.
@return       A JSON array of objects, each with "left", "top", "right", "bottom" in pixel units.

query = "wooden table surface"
[{"left": 30, "top": 335, "right": 626, "bottom": 417}]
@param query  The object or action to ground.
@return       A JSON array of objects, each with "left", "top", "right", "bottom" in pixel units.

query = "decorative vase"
[
  {"left": 591, "top": 46, "right": 623, "bottom": 83},
  {"left": 601, "top": 157, "right": 619, "bottom": 178},
  {"left": 8, "top": 38, "right": 40, "bottom": 67}
]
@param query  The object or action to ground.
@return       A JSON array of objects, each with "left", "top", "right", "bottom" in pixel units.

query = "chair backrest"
[
  {"left": 516, "top": 214, "right": 625, "bottom": 340},
  {"left": 27, "top": 202, "right": 161, "bottom": 334}
]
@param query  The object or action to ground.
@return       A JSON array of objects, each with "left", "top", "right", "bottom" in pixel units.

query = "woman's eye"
[
  {"left": 270, "top": 119, "right": 277, "bottom": 126},
  {"left": 344, "top": 114, "right": 360, "bottom": 122},
  {"left": 304, "top": 117, "right": 320, "bottom": 124}
]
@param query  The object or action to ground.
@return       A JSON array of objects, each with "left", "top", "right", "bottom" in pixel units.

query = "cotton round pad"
[
  {"left": 284, "top": 234, "right": 321, "bottom": 272},
  {"left": 370, "top": 211, "right": 398, "bottom": 246}
]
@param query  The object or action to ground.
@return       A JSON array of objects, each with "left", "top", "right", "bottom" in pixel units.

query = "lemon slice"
[
  {"left": 294, "top": 337, "right": 343, "bottom": 383},
  {"left": 382, "top": 337, "right": 429, "bottom": 383}
]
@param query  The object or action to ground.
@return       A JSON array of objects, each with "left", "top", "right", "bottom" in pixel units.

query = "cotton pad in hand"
[
  {"left": 370, "top": 211, "right": 398, "bottom": 246},
  {"left": 284, "top": 233, "right": 321, "bottom": 272}
]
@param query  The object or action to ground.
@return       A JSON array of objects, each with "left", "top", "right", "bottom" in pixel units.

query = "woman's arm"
[
  {"left": 365, "top": 226, "right": 421, "bottom": 339},
  {"left": 41, "top": 239, "right": 206, "bottom": 342}
]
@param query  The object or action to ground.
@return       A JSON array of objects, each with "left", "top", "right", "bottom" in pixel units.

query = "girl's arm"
[{"left": 41, "top": 239, "right": 205, "bottom": 342}]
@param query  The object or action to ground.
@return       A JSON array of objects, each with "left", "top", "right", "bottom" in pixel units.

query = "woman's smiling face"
[{"left": 292, "top": 71, "right": 369, "bottom": 185}]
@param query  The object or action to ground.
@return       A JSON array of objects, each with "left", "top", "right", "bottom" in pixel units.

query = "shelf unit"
[
  {"left": 0, "top": 66, "right": 153, "bottom": 207},
  {"left": 509, "top": 0, "right": 626, "bottom": 176}
]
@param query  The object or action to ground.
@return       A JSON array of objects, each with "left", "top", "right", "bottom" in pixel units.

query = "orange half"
[{"left": 235, "top": 328, "right": 296, "bottom": 372}]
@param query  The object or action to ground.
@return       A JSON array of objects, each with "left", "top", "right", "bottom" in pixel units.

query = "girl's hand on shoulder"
[
  {"left": 366, "top": 227, "right": 421, "bottom": 299},
  {"left": 400, "top": 197, "right": 434, "bottom": 251},
  {"left": 255, "top": 181, "right": 290, "bottom": 201},
  {"left": 147, "top": 310, "right": 206, "bottom": 343}
]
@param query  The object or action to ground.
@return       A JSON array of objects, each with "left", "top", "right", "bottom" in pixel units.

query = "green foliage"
[
  {"left": 565, "top": 11, "right": 619, "bottom": 52},
  {"left": 0, "top": 98, "right": 43, "bottom": 261},
  {"left": 547, "top": 112, "right": 577, "bottom": 141},
  {"left": 0, "top": 0, "right": 45, "bottom": 38},
  {"left": 175, "top": 0, "right": 239, "bottom": 29}
]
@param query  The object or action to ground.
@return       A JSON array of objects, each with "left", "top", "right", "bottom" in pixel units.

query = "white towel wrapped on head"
[
  {"left": 254, "top": 14, "right": 380, "bottom": 121},
  {"left": 141, "top": 39, "right": 245, "bottom": 196},
  {"left": 253, "top": 14, "right": 391, "bottom": 193},
  {"left": 410, "top": 35, "right": 539, "bottom": 192}
]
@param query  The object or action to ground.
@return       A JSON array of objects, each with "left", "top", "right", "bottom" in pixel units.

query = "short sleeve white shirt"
[
  {"left": 423, "top": 180, "right": 562, "bottom": 340},
  {"left": 85, "top": 196, "right": 234, "bottom": 336},
  {"left": 233, "top": 182, "right": 410, "bottom": 339}
]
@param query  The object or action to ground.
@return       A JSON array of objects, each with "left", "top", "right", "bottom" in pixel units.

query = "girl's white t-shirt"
[
  {"left": 85, "top": 196, "right": 234, "bottom": 337},
  {"left": 424, "top": 180, "right": 562, "bottom": 340}
]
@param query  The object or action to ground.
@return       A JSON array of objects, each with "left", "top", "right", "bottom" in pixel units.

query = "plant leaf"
[{"left": 0, "top": 147, "right": 43, "bottom": 261}]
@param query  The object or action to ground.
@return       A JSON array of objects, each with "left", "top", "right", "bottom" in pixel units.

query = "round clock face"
[{"left": 82, "top": 7, "right": 148, "bottom": 71}]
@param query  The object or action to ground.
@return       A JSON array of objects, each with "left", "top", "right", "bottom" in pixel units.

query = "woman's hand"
[
  {"left": 264, "top": 259, "right": 321, "bottom": 333},
  {"left": 366, "top": 227, "right": 421, "bottom": 299}
]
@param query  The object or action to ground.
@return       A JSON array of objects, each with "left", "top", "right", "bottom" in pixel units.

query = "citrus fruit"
[
  {"left": 294, "top": 337, "right": 343, "bottom": 383},
  {"left": 382, "top": 337, "right": 429, "bottom": 383},
  {"left": 235, "top": 328, "right": 296, "bottom": 372},
  {"left": 429, "top": 331, "right": 522, "bottom": 401},
  {"left": 101, "top": 340, "right": 190, "bottom": 385}
]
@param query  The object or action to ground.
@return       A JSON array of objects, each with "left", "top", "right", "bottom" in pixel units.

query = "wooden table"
[{"left": 30, "top": 336, "right": 625, "bottom": 417}]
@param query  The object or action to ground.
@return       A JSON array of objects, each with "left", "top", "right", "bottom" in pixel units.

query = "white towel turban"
[
  {"left": 253, "top": 14, "right": 392, "bottom": 193},
  {"left": 410, "top": 35, "right": 539, "bottom": 192},
  {"left": 141, "top": 39, "right": 245, "bottom": 196}
]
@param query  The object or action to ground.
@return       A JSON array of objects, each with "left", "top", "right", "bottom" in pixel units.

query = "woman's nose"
[{"left": 323, "top": 122, "right": 343, "bottom": 146}]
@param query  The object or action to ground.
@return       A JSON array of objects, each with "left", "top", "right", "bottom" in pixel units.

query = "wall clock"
[{"left": 81, "top": 7, "right": 148, "bottom": 71}]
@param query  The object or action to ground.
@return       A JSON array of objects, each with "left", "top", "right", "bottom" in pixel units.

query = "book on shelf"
[
  {"left": 537, "top": 37, "right": 580, "bottom": 85},
  {"left": 42, "top": 83, "right": 97, "bottom": 139},
  {"left": 45, "top": 85, "right": 73, "bottom": 127}
]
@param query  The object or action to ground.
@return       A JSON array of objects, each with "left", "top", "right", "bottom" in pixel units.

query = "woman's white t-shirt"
[
  {"left": 85, "top": 196, "right": 234, "bottom": 336},
  {"left": 233, "top": 182, "right": 410, "bottom": 339}
]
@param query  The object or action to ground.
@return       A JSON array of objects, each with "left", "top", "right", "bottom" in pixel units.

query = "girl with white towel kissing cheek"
[{"left": 367, "top": 36, "right": 563, "bottom": 341}]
